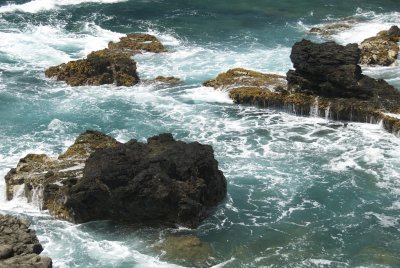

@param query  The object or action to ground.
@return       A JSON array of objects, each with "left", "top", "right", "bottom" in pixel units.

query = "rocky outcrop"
[
  {"left": 5, "top": 131, "right": 226, "bottom": 228},
  {"left": 45, "top": 33, "right": 166, "bottom": 87},
  {"left": 287, "top": 40, "right": 397, "bottom": 99},
  {"left": 310, "top": 22, "right": 400, "bottom": 66},
  {"left": 309, "top": 18, "right": 358, "bottom": 36},
  {"left": 108, "top": 34, "right": 167, "bottom": 54},
  {"left": 203, "top": 40, "right": 400, "bottom": 135},
  {"left": 0, "top": 214, "right": 52, "bottom": 268},
  {"left": 203, "top": 68, "right": 286, "bottom": 91},
  {"left": 359, "top": 25, "right": 400, "bottom": 66}
]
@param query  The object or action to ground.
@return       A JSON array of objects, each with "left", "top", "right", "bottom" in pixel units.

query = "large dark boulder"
[
  {"left": 5, "top": 132, "right": 227, "bottom": 228},
  {"left": 287, "top": 39, "right": 396, "bottom": 99},
  {"left": 65, "top": 133, "right": 227, "bottom": 228},
  {"left": 0, "top": 215, "right": 52, "bottom": 268}
]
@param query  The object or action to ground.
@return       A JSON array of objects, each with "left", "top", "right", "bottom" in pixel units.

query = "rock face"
[
  {"left": 45, "top": 33, "right": 166, "bottom": 87},
  {"left": 204, "top": 40, "right": 400, "bottom": 135},
  {"left": 359, "top": 25, "right": 400, "bottom": 66},
  {"left": 0, "top": 214, "right": 52, "bottom": 268},
  {"left": 287, "top": 39, "right": 396, "bottom": 99},
  {"left": 5, "top": 131, "right": 226, "bottom": 228}
]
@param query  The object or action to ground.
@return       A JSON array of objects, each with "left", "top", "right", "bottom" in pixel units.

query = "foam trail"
[
  {"left": 0, "top": 0, "right": 128, "bottom": 13},
  {"left": 0, "top": 22, "right": 122, "bottom": 68}
]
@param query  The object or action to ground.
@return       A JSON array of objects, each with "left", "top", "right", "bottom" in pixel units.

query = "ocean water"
[{"left": 0, "top": 0, "right": 400, "bottom": 267}]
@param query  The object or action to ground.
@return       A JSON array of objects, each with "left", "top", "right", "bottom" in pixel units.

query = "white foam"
[
  {"left": 0, "top": 22, "right": 122, "bottom": 68},
  {"left": 365, "top": 212, "right": 399, "bottom": 228},
  {"left": 182, "top": 86, "right": 233, "bottom": 104},
  {"left": 0, "top": 0, "right": 128, "bottom": 14}
]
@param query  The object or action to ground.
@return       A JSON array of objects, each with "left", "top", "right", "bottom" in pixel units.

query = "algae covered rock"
[
  {"left": 0, "top": 214, "right": 52, "bottom": 268},
  {"left": 45, "top": 48, "right": 139, "bottom": 86},
  {"left": 5, "top": 131, "right": 227, "bottom": 228},
  {"left": 204, "top": 40, "right": 400, "bottom": 135},
  {"left": 5, "top": 130, "right": 120, "bottom": 221},
  {"left": 108, "top": 33, "right": 167, "bottom": 54},
  {"left": 359, "top": 25, "right": 400, "bottom": 66},
  {"left": 203, "top": 68, "right": 286, "bottom": 91},
  {"left": 45, "top": 33, "right": 166, "bottom": 87}
]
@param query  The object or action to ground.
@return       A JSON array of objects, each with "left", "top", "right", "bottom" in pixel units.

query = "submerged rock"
[
  {"left": 0, "top": 214, "right": 52, "bottom": 268},
  {"left": 203, "top": 40, "right": 400, "bottom": 135},
  {"left": 45, "top": 33, "right": 166, "bottom": 87},
  {"left": 5, "top": 131, "right": 226, "bottom": 228},
  {"left": 359, "top": 25, "right": 400, "bottom": 66},
  {"left": 309, "top": 18, "right": 358, "bottom": 36},
  {"left": 153, "top": 235, "right": 213, "bottom": 266}
]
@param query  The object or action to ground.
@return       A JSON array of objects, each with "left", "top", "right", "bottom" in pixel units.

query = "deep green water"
[{"left": 0, "top": 0, "right": 400, "bottom": 267}]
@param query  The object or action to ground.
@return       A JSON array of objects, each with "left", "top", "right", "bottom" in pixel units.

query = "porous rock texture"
[
  {"left": 204, "top": 40, "right": 400, "bottom": 135},
  {"left": 0, "top": 214, "right": 52, "bottom": 268},
  {"left": 45, "top": 33, "right": 166, "bottom": 86},
  {"left": 5, "top": 131, "right": 227, "bottom": 228}
]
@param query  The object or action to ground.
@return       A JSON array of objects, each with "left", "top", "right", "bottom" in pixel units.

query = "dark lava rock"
[
  {"left": 5, "top": 132, "right": 226, "bottom": 228},
  {"left": 45, "top": 33, "right": 166, "bottom": 87},
  {"left": 0, "top": 214, "right": 52, "bottom": 268},
  {"left": 203, "top": 40, "right": 400, "bottom": 135},
  {"left": 65, "top": 133, "right": 226, "bottom": 228},
  {"left": 287, "top": 39, "right": 396, "bottom": 99}
]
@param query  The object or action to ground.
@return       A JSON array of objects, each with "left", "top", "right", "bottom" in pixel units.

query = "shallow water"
[{"left": 0, "top": 0, "right": 400, "bottom": 267}]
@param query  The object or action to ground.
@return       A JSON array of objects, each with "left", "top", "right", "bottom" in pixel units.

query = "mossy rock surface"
[
  {"left": 45, "top": 33, "right": 166, "bottom": 87},
  {"left": 203, "top": 68, "right": 286, "bottom": 91}
]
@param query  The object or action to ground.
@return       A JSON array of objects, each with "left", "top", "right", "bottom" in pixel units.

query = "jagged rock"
[
  {"left": 0, "top": 214, "right": 52, "bottom": 268},
  {"left": 5, "top": 132, "right": 226, "bottom": 228},
  {"left": 204, "top": 40, "right": 400, "bottom": 135},
  {"left": 45, "top": 34, "right": 166, "bottom": 87},
  {"left": 45, "top": 49, "right": 139, "bottom": 86},
  {"left": 359, "top": 25, "right": 400, "bottom": 66},
  {"left": 203, "top": 68, "right": 286, "bottom": 91},
  {"left": 153, "top": 235, "right": 213, "bottom": 266},
  {"left": 108, "top": 34, "right": 167, "bottom": 54},
  {"left": 5, "top": 130, "right": 120, "bottom": 221},
  {"left": 287, "top": 39, "right": 396, "bottom": 98},
  {"left": 309, "top": 18, "right": 358, "bottom": 36}
]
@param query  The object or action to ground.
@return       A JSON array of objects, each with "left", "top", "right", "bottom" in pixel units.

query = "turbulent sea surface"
[{"left": 1, "top": 0, "right": 400, "bottom": 267}]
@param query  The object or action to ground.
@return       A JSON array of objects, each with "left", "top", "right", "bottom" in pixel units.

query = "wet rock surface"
[
  {"left": 359, "top": 25, "right": 400, "bottom": 66},
  {"left": 203, "top": 68, "right": 286, "bottom": 91},
  {"left": 45, "top": 33, "right": 166, "bottom": 86},
  {"left": 0, "top": 214, "right": 52, "bottom": 268},
  {"left": 6, "top": 132, "right": 226, "bottom": 228},
  {"left": 204, "top": 40, "right": 400, "bottom": 135}
]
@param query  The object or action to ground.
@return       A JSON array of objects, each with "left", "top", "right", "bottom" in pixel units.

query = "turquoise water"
[{"left": 0, "top": 1, "right": 400, "bottom": 267}]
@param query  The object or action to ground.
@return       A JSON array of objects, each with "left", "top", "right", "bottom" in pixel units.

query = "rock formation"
[
  {"left": 204, "top": 40, "right": 400, "bottom": 135},
  {"left": 0, "top": 214, "right": 52, "bottom": 268},
  {"left": 359, "top": 25, "right": 400, "bottom": 66},
  {"left": 310, "top": 22, "right": 400, "bottom": 66},
  {"left": 45, "top": 33, "right": 166, "bottom": 86},
  {"left": 6, "top": 131, "right": 226, "bottom": 228}
]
